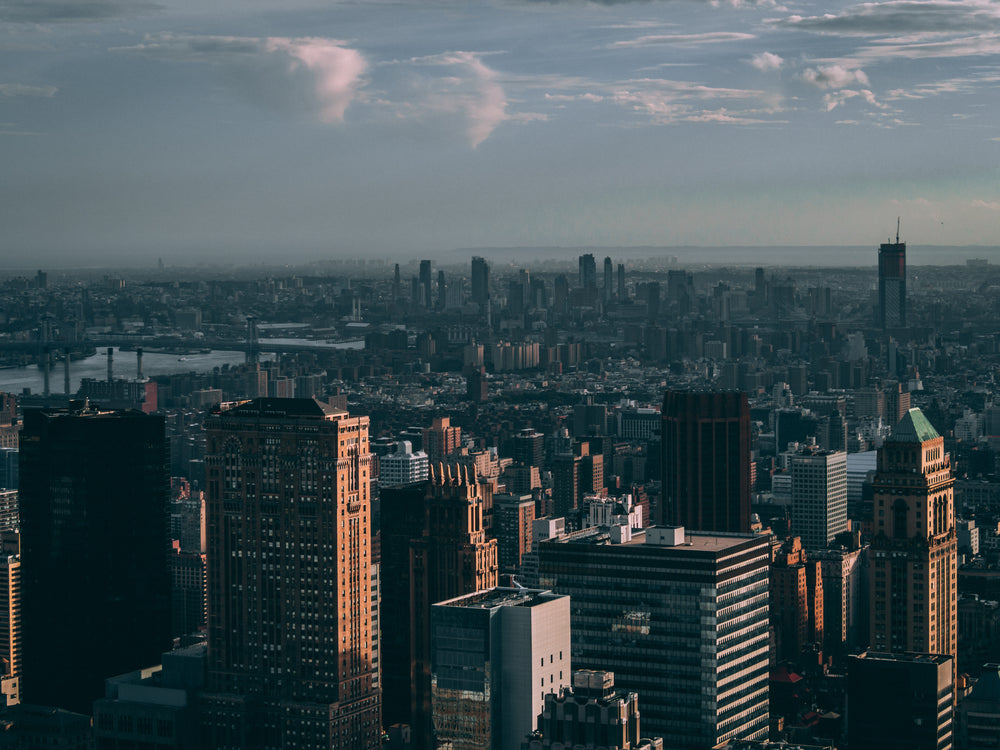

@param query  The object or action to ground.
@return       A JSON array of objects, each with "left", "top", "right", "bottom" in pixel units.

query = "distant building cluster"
[{"left": 4, "top": 233, "right": 1000, "bottom": 748}]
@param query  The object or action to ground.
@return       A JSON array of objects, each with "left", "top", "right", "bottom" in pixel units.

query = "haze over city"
[{"left": 2, "top": 0, "right": 1000, "bottom": 264}]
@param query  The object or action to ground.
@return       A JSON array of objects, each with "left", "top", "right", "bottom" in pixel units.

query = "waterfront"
[{"left": 0, "top": 348, "right": 250, "bottom": 395}]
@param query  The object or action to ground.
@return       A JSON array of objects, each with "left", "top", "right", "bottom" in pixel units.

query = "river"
[{"left": 0, "top": 348, "right": 252, "bottom": 396}]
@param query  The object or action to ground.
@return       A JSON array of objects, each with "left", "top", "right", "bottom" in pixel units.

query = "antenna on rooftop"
[{"left": 896, "top": 216, "right": 900, "bottom": 245}]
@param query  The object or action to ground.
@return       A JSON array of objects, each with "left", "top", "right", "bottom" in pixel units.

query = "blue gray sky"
[{"left": 2, "top": 0, "right": 999, "bottom": 264}]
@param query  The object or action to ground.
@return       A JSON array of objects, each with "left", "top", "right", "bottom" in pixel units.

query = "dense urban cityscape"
[{"left": 0, "top": 242, "right": 998, "bottom": 748}]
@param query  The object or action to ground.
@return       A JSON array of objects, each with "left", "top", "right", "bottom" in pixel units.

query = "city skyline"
[{"left": 2, "top": 0, "right": 999, "bottom": 264}]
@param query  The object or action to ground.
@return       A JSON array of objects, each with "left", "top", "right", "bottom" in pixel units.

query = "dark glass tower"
[
  {"left": 660, "top": 391, "right": 751, "bottom": 532},
  {"left": 878, "top": 224, "right": 906, "bottom": 329},
  {"left": 19, "top": 404, "right": 171, "bottom": 713}
]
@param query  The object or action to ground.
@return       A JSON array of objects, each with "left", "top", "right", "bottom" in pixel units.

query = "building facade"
[
  {"left": 848, "top": 651, "right": 953, "bottom": 750},
  {"left": 661, "top": 391, "right": 751, "bottom": 532},
  {"left": 537, "top": 525, "right": 770, "bottom": 748},
  {"left": 410, "top": 463, "right": 498, "bottom": 749},
  {"left": 430, "top": 588, "right": 570, "bottom": 750},
  {"left": 200, "top": 398, "right": 380, "bottom": 749},
  {"left": 878, "top": 230, "right": 907, "bottom": 329},
  {"left": 790, "top": 448, "right": 847, "bottom": 550},
  {"left": 19, "top": 405, "right": 171, "bottom": 713},
  {"left": 869, "top": 409, "right": 957, "bottom": 659}
]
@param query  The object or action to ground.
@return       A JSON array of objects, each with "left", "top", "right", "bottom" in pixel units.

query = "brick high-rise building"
[
  {"left": 870, "top": 408, "right": 956, "bottom": 660},
  {"left": 19, "top": 404, "right": 171, "bottom": 713},
  {"left": 422, "top": 416, "right": 461, "bottom": 464},
  {"left": 200, "top": 398, "right": 380, "bottom": 749},
  {"left": 661, "top": 391, "right": 751, "bottom": 532},
  {"left": 770, "top": 537, "right": 824, "bottom": 663},
  {"left": 410, "top": 463, "right": 498, "bottom": 749}
]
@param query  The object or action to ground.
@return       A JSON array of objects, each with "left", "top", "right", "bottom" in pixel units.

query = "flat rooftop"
[
  {"left": 856, "top": 651, "right": 953, "bottom": 666},
  {"left": 552, "top": 525, "right": 762, "bottom": 553},
  {"left": 435, "top": 587, "right": 561, "bottom": 610}
]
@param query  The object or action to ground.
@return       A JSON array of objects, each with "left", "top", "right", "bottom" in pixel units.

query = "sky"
[{"left": 1, "top": 0, "right": 999, "bottom": 265}]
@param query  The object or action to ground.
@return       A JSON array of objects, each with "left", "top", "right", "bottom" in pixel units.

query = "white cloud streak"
[{"left": 0, "top": 83, "right": 58, "bottom": 97}]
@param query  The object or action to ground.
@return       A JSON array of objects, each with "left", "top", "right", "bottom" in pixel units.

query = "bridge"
[{"left": 0, "top": 329, "right": 364, "bottom": 397}]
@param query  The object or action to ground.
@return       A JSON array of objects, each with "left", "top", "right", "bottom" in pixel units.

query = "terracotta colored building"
[{"left": 201, "top": 398, "right": 380, "bottom": 749}]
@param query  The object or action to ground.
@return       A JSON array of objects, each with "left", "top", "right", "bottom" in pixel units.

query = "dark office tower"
[
  {"left": 436, "top": 270, "right": 446, "bottom": 311},
  {"left": 646, "top": 281, "right": 661, "bottom": 322},
  {"left": 410, "top": 464, "right": 498, "bottom": 750},
  {"left": 579, "top": 253, "right": 597, "bottom": 289},
  {"left": 419, "top": 259, "right": 432, "bottom": 309},
  {"left": 471, "top": 256, "right": 490, "bottom": 309},
  {"left": 393, "top": 263, "right": 402, "bottom": 301},
  {"left": 660, "top": 391, "right": 751, "bottom": 532},
  {"left": 554, "top": 275, "right": 569, "bottom": 314},
  {"left": 379, "top": 483, "right": 427, "bottom": 729},
  {"left": 512, "top": 428, "right": 545, "bottom": 469},
  {"left": 848, "top": 651, "right": 954, "bottom": 750},
  {"left": 200, "top": 398, "right": 380, "bottom": 750},
  {"left": 19, "top": 405, "right": 171, "bottom": 713},
  {"left": 617, "top": 263, "right": 626, "bottom": 301},
  {"left": 603, "top": 256, "right": 614, "bottom": 302},
  {"left": 878, "top": 224, "right": 906, "bottom": 328},
  {"left": 870, "top": 408, "right": 956, "bottom": 660}
]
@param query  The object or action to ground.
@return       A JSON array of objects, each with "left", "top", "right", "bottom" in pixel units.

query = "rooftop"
[
  {"left": 218, "top": 397, "right": 347, "bottom": 420},
  {"left": 887, "top": 408, "right": 940, "bottom": 444},
  {"left": 551, "top": 525, "right": 762, "bottom": 553},
  {"left": 435, "top": 586, "right": 562, "bottom": 610}
]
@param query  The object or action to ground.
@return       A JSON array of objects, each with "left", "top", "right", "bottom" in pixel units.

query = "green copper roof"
[{"left": 887, "top": 408, "right": 940, "bottom": 443}]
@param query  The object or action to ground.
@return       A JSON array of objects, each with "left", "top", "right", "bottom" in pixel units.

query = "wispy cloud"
[
  {"left": 542, "top": 76, "right": 782, "bottom": 124},
  {"left": 972, "top": 199, "right": 1000, "bottom": 211},
  {"left": 770, "top": 1, "right": 1000, "bottom": 36},
  {"left": 750, "top": 51, "right": 783, "bottom": 71},
  {"left": 611, "top": 31, "right": 755, "bottom": 48},
  {"left": 114, "top": 33, "right": 367, "bottom": 123},
  {"left": 405, "top": 51, "right": 514, "bottom": 147},
  {"left": 0, "top": 83, "right": 57, "bottom": 97},
  {"left": 0, "top": 0, "right": 158, "bottom": 23}
]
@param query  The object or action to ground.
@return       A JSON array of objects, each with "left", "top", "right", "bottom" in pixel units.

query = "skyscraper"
[
  {"left": 419, "top": 259, "right": 432, "bottom": 309},
  {"left": 410, "top": 463, "right": 498, "bottom": 749},
  {"left": 603, "top": 256, "right": 613, "bottom": 302},
  {"left": 430, "top": 587, "right": 570, "bottom": 750},
  {"left": 200, "top": 398, "right": 380, "bottom": 749},
  {"left": 848, "top": 651, "right": 954, "bottom": 750},
  {"left": 19, "top": 404, "right": 171, "bottom": 713},
  {"left": 471, "top": 256, "right": 490, "bottom": 309},
  {"left": 422, "top": 416, "right": 461, "bottom": 464},
  {"left": 870, "top": 408, "right": 956, "bottom": 659},
  {"left": 579, "top": 253, "right": 597, "bottom": 289},
  {"left": 537, "top": 525, "right": 770, "bottom": 747},
  {"left": 878, "top": 223, "right": 906, "bottom": 329},
  {"left": 790, "top": 447, "right": 848, "bottom": 550},
  {"left": 660, "top": 391, "right": 751, "bottom": 532}
]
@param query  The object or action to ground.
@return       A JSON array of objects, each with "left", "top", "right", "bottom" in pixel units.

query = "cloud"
[
  {"left": 611, "top": 32, "right": 755, "bottom": 47},
  {"left": 802, "top": 64, "right": 870, "bottom": 88},
  {"left": 115, "top": 33, "right": 366, "bottom": 123},
  {"left": 0, "top": 0, "right": 158, "bottom": 23},
  {"left": 822, "top": 87, "right": 886, "bottom": 110},
  {"left": 770, "top": 1, "right": 1000, "bottom": 36},
  {"left": 972, "top": 200, "right": 1000, "bottom": 211},
  {"left": 405, "top": 51, "right": 512, "bottom": 147},
  {"left": 750, "top": 52, "right": 783, "bottom": 71},
  {"left": 0, "top": 83, "right": 58, "bottom": 97}
]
